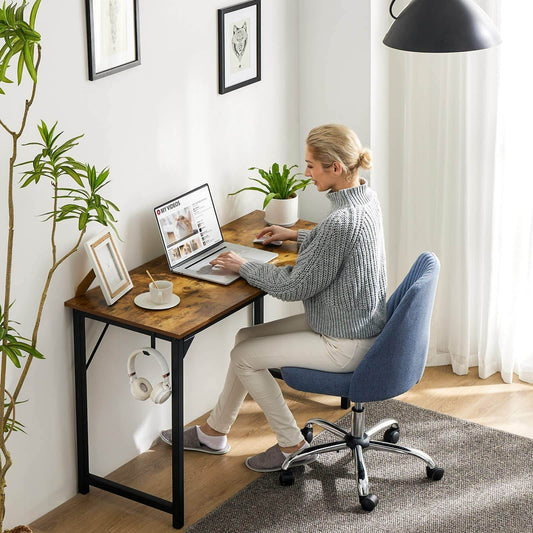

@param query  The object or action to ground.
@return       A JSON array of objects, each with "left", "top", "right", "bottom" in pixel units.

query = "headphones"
[{"left": 127, "top": 347, "right": 172, "bottom": 404}]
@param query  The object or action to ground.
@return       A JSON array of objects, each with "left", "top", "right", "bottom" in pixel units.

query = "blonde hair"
[{"left": 306, "top": 124, "right": 372, "bottom": 180}]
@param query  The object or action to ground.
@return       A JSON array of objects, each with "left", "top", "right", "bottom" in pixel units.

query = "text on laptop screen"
[{"left": 155, "top": 184, "right": 223, "bottom": 268}]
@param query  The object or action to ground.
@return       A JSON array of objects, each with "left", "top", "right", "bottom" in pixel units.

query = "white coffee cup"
[{"left": 149, "top": 280, "right": 174, "bottom": 305}]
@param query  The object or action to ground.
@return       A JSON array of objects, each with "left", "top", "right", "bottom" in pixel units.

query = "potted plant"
[
  {"left": 0, "top": 2, "right": 119, "bottom": 531},
  {"left": 229, "top": 163, "right": 311, "bottom": 227}
]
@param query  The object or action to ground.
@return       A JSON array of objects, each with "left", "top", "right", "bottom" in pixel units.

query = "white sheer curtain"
[{"left": 387, "top": 1, "right": 533, "bottom": 383}]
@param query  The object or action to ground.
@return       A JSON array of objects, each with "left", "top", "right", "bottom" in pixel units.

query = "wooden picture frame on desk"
[{"left": 84, "top": 230, "right": 133, "bottom": 305}]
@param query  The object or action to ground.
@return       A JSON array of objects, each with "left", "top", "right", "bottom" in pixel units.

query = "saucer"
[{"left": 134, "top": 292, "right": 180, "bottom": 310}]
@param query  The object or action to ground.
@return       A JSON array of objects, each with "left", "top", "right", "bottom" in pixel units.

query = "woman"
[{"left": 161, "top": 124, "right": 387, "bottom": 472}]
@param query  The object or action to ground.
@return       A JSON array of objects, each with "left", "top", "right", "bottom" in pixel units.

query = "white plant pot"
[{"left": 264, "top": 195, "right": 299, "bottom": 227}]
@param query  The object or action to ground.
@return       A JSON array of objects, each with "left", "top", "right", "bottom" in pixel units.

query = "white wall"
[
  {"left": 0, "top": 0, "right": 301, "bottom": 526},
  {"left": 297, "top": 0, "right": 392, "bottom": 288},
  {"left": 297, "top": 0, "right": 372, "bottom": 223}
]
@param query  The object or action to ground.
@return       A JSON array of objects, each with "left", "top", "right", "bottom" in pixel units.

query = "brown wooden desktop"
[{"left": 65, "top": 210, "right": 314, "bottom": 529}]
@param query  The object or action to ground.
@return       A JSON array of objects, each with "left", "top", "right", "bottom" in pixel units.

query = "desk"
[{"left": 65, "top": 210, "right": 314, "bottom": 529}]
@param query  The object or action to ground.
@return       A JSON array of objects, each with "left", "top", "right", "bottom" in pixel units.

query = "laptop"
[{"left": 154, "top": 183, "right": 278, "bottom": 285}]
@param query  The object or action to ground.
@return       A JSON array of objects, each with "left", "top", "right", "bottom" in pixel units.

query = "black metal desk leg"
[
  {"left": 73, "top": 310, "right": 90, "bottom": 494},
  {"left": 253, "top": 296, "right": 264, "bottom": 326},
  {"left": 171, "top": 339, "right": 185, "bottom": 529}
]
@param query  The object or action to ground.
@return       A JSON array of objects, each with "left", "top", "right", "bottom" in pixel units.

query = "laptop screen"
[{"left": 154, "top": 184, "right": 224, "bottom": 269}]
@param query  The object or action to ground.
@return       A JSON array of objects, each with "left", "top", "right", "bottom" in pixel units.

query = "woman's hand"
[
  {"left": 210, "top": 251, "right": 248, "bottom": 273},
  {"left": 256, "top": 225, "right": 298, "bottom": 244}
]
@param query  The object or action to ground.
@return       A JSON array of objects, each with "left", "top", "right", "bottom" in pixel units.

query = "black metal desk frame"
[{"left": 73, "top": 295, "right": 265, "bottom": 529}]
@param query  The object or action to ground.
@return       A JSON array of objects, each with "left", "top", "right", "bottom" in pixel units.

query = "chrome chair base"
[{"left": 280, "top": 403, "right": 444, "bottom": 511}]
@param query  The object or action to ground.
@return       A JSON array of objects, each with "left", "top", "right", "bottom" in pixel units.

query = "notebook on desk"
[{"left": 154, "top": 183, "right": 278, "bottom": 285}]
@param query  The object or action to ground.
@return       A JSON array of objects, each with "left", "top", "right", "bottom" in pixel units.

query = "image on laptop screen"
[{"left": 154, "top": 184, "right": 224, "bottom": 269}]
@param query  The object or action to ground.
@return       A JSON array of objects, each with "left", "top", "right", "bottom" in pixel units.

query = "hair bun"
[{"left": 358, "top": 149, "right": 373, "bottom": 170}]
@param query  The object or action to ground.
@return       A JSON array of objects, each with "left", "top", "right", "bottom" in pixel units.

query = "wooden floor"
[{"left": 30, "top": 366, "right": 533, "bottom": 533}]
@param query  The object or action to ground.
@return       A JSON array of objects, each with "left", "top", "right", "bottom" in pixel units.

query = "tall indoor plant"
[
  {"left": 0, "top": 2, "right": 119, "bottom": 531},
  {"left": 229, "top": 162, "right": 311, "bottom": 226}
]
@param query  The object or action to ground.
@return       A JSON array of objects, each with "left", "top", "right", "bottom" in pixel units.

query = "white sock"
[
  {"left": 281, "top": 440, "right": 310, "bottom": 458},
  {"left": 197, "top": 425, "right": 227, "bottom": 450}
]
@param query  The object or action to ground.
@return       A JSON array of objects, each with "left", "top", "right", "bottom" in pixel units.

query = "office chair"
[{"left": 278, "top": 252, "right": 443, "bottom": 511}]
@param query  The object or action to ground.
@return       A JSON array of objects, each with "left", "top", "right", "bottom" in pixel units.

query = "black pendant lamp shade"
[{"left": 383, "top": 0, "right": 502, "bottom": 53}]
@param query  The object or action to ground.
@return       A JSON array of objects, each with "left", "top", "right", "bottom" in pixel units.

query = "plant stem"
[
  {"left": 0, "top": 395, "right": 15, "bottom": 532},
  {"left": 0, "top": 47, "right": 42, "bottom": 531},
  {"left": 0, "top": 47, "right": 42, "bottom": 291},
  {"left": 0, "top": 137, "right": 15, "bottom": 533},
  {"left": 3, "top": 392, "right": 15, "bottom": 444},
  {"left": 1, "top": 45, "right": 41, "bottom": 426},
  {"left": 15, "top": 46, "right": 41, "bottom": 138},
  {"left": 1, "top": 134, "right": 18, "bottom": 444},
  {"left": 1, "top": 43, "right": 41, "bottom": 325},
  {"left": 0, "top": 119, "right": 15, "bottom": 136},
  {"left": 4, "top": 229, "right": 86, "bottom": 425},
  {"left": 51, "top": 176, "right": 58, "bottom": 265}
]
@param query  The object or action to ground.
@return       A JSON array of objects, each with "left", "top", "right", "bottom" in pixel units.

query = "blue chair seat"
[{"left": 281, "top": 368, "right": 352, "bottom": 398}]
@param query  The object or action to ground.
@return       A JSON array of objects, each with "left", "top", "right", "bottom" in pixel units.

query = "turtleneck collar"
[{"left": 327, "top": 179, "right": 371, "bottom": 210}]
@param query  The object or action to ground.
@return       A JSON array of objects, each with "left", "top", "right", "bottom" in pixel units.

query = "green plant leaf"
[
  {"left": 5, "top": 341, "right": 44, "bottom": 359},
  {"left": 0, "top": 45, "right": 17, "bottom": 82},
  {"left": 4, "top": 417, "right": 26, "bottom": 434},
  {"left": 94, "top": 168, "right": 110, "bottom": 188},
  {"left": 262, "top": 192, "right": 277, "bottom": 208},
  {"left": 16, "top": 44, "right": 23, "bottom": 83},
  {"left": 290, "top": 179, "right": 311, "bottom": 194},
  {"left": 2, "top": 346, "right": 21, "bottom": 367},
  {"left": 0, "top": 303, "right": 45, "bottom": 365},
  {"left": 228, "top": 185, "right": 269, "bottom": 196},
  {"left": 248, "top": 177, "right": 271, "bottom": 190},
  {"left": 105, "top": 199, "right": 119, "bottom": 212},
  {"left": 78, "top": 210, "right": 89, "bottom": 230},
  {"left": 22, "top": 41, "right": 36, "bottom": 81},
  {"left": 29, "top": 0, "right": 41, "bottom": 29},
  {"left": 61, "top": 165, "right": 84, "bottom": 187}
]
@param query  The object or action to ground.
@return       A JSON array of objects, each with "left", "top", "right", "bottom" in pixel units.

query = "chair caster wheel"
[
  {"left": 301, "top": 426, "right": 313, "bottom": 443},
  {"left": 426, "top": 466, "right": 444, "bottom": 481},
  {"left": 383, "top": 426, "right": 400, "bottom": 443},
  {"left": 279, "top": 469, "right": 295, "bottom": 486},
  {"left": 359, "top": 493, "right": 378, "bottom": 511}
]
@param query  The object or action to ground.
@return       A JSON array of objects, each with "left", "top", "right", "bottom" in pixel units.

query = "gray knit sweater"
[{"left": 239, "top": 183, "right": 387, "bottom": 339}]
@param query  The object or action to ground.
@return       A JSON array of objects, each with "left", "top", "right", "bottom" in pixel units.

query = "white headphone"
[{"left": 127, "top": 347, "right": 172, "bottom": 404}]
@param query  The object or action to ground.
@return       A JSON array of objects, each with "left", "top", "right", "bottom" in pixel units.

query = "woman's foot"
[
  {"left": 245, "top": 441, "right": 317, "bottom": 473},
  {"left": 279, "top": 439, "right": 306, "bottom": 454},
  {"left": 160, "top": 426, "right": 230, "bottom": 454}
]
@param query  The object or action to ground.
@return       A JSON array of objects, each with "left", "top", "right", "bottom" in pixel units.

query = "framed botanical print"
[
  {"left": 85, "top": 0, "right": 141, "bottom": 80},
  {"left": 218, "top": 0, "right": 261, "bottom": 94}
]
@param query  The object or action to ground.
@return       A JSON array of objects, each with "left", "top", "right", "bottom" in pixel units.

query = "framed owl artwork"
[{"left": 218, "top": 0, "right": 261, "bottom": 94}]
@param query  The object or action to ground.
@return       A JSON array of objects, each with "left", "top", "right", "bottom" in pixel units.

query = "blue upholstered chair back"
[{"left": 280, "top": 252, "right": 440, "bottom": 403}]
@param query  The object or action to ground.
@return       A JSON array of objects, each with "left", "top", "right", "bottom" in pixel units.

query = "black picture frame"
[
  {"left": 218, "top": 0, "right": 261, "bottom": 94},
  {"left": 85, "top": 0, "right": 141, "bottom": 81}
]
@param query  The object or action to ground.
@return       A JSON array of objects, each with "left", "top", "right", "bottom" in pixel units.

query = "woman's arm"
[
  {"left": 240, "top": 215, "right": 358, "bottom": 301},
  {"left": 255, "top": 225, "right": 298, "bottom": 244}
]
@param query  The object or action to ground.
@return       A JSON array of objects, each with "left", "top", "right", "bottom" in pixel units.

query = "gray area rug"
[{"left": 186, "top": 399, "right": 533, "bottom": 532}]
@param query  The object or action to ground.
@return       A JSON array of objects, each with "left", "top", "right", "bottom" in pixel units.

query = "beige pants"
[{"left": 207, "top": 314, "right": 376, "bottom": 447}]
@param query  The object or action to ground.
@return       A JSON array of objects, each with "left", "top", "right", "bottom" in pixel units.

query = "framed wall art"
[
  {"left": 85, "top": 0, "right": 141, "bottom": 81},
  {"left": 218, "top": 0, "right": 261, "bottom": 94},
  {"left": 84, "top": 231, "right": 133, "bottom": 305}
]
